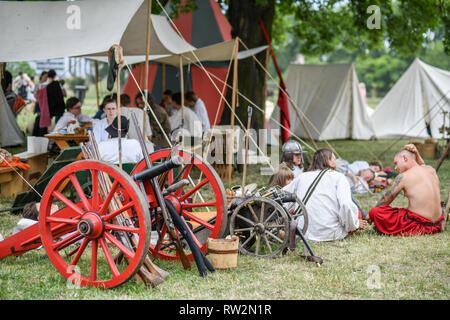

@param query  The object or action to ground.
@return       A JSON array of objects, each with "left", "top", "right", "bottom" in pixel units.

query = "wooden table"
[{"left": 45, "top": 133, "right": 89, "bottom": 150}]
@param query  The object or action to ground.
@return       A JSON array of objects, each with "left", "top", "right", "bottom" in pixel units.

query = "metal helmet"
[
  {"left": 282, "top": 140, "right": 304, "bottom": 155},
  {"left": 281, "top": 140, "right": 304, "bottom": 165}
]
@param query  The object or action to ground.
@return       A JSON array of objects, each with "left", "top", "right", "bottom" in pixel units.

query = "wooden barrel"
[{"left": 207, "top": 236, "right": 239, "bottom": 269}]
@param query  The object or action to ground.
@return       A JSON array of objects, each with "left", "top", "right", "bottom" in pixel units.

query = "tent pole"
[
  {"left": 227, "top": 38, "right": 239, "bottom": 187},
  {"left": 162, "top": 63, "right": 166, "bottom": 94},
  {"left": 117, "top": 64, "right": 122, "bottom": 169},
  {"left": 143, "top": 0, "right": 152, "bottom": 137},
  {"left": 179, "top": 55, "right": 185, "bottom": 147},
  {"left": 262, "top": 47, "right": 269, "bottom": 130},
  {"left": 94, "top": 60, "right": 100, "bottom": 110}
]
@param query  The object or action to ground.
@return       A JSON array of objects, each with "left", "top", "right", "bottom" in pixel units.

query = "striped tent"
[{"left": 123, "top": 0, "right": 232, "bottom": 125}]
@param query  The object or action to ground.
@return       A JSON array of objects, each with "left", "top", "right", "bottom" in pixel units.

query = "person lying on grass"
[
  {"left": 367, "top": 144, "right": 444, "bottom": 236},
  {"left": 283, "top": 148, "right": 368, "bottom": 242}
]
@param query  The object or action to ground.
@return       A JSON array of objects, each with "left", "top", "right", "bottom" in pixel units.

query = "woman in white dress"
[{"left": 92, "top": 95, "right": 118, "bottom": 143}]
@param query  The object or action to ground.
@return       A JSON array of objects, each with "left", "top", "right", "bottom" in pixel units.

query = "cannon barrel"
[{"left": 132, "top": 156, "right": 183, "bottom": 182}]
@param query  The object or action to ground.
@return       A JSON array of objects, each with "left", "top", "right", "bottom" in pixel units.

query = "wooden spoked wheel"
[
  {"left": 132, "top": 149, "right": 227, "bottom": 261},
  {"left": 230, "top": 197, "right": 289, "bottom": 258},
  {"left": 39, "top": 160, "right": 151, "bottom": 289}
]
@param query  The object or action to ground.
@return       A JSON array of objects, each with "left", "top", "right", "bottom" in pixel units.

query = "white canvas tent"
[
  {"left": 370, "top": 58, "right": 450, "bottom": 139},
  {"left": 270, "top": 63, "right": 375, "bottom": 141},
  {"left": 0, "top": 0, "right": 255, "bottom": 65},
  {"left": 0, "top": 87, "right": 26, "bottom": 147}
]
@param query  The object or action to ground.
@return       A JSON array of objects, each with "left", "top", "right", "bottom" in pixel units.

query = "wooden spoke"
[
  {"left": 235, "top": 213, "right": 255, "bottom": 226},
  {"left": 182, "top": 210, "right": 215, "bottom": 230},
  {"left": 69, "top": 238, "right": 90, "bottom": 267},
  {"left": 98, "top": 180, "right": 119, "bottom": 215},
  {"left": 241, "top": 232, "right": 256, "bottom": 248},
  {"left": 102, "top": 202, "right": 134, "bottom": 221},
  {"left": 52, "top": 231, "right": 82, "bottom": 250},
  {"left": 265, "top": 230, "right": 284, "bottom": 244},
  {"left": 99, "top": 237, "right": 120, "bottom": 278},
  {"left": 90, "top": 240, "right": 98, "bottom": 281},
  {"left": 104, "top": 223, "right": 140, "bottom": 234},
  {"left": 91, "top": 169, "right": 100, "bottom": 209},
  {"left": 104, "top": 232, "right": 135, "bottom": 260},
  {"left": 69, "top": 173, "right": 92, "bottom": 211},
  {"left": 262, "top": 234, "right": 273, "bottom": 254},
  {"left": 179, "top": 177, "right": 209, "bottom": 202},
  {"left": 52, "top": 191, "right": 84, "bottom": 216},
  {"left": 182, "top": 201, "right": 217, "bottom": 209},
  {"left": 246, "top": 203, "right": 259, "bottom": 222}
]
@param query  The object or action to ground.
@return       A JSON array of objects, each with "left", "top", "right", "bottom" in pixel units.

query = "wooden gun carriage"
[{"left": 0, "top": 117, "right": 228, "bottom": 289}]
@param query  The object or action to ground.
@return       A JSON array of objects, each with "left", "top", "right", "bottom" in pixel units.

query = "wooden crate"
[
  {"left": 0, "top": 167, "right": 25, "bottom": 198},
  {"left": 14, "top": 152, "right": 48, "bottom": 186}
]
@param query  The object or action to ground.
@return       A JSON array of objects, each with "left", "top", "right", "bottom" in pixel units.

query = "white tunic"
[
  {"left": 169, "top": 107, "right": 202, "bottom": 138},
  {"left": 120, "top": 107, "right": 153, "bottom": 153},
  {"left": 192, "top": 98, "right": 210, "bottom": 131},
  {"left": 97, "top": 138, "right": 143, "bottom": 164},
  {"left": 53, "top": 111, "right": 92, "bottom": 133},
  {"left": 92, "top": 118, "right": 109, "bottom": 143},
  {"left": 283, "top": 170, "right": 359, "bottom": 242}
]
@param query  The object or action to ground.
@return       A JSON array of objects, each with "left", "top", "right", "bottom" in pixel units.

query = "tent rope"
[
  {"left": 237, "top": 38, "right": 342, "bottom": 159},
  {"left": 184, "top": 60, "right": 317, "bottom": 153},
  {"left": 155, "top": 0, "right": 275, "bottom": 171}
]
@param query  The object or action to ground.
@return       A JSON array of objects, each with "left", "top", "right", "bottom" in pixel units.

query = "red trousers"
[{"left": 369, "top": 205, "right": 443, "bottom": 236}]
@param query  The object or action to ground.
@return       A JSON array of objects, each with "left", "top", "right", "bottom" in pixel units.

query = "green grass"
[{"left": 0, "top": 139, "right": 449, "bottom": 300}]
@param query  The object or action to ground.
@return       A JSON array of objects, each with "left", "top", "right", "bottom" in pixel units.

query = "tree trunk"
[{"left": 220, "top": 0, "right": 275, "bottom": 131}]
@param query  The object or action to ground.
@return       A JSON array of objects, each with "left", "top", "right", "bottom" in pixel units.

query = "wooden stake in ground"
[
  {"left": 435, "top": 141, "right": 450, "bottom": 173},
  {"left": 241, "top": 106, "right": 253, "bottom": 197}
]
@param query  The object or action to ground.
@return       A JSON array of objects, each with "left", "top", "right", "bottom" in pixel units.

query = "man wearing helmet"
[{"left": 281, "top": 140, "right": 307, "bottom": 178}]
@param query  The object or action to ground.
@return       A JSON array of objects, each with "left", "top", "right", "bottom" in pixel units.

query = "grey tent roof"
[{"left": 270, "top": 63, "right": 375, "bottom": 141}]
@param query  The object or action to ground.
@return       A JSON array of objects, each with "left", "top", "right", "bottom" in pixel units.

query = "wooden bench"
[
  {"left": 0, "top": 166, "right": 25, "bottom": 198},
  {"left": 14, "top": 152, "right": 48, "bottom": 186}
]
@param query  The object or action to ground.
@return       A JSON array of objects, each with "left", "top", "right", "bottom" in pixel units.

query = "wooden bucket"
[
  {"left": 422, "top": 142, "right": 436, "bottom": 159},
  {"left": 207, "top": 236, "right": 239, "bottom": 269}
]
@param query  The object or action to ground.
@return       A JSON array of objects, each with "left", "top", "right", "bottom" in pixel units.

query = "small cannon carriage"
[{"left": 227, "top": 185, "right": 322, "bottom": 264}]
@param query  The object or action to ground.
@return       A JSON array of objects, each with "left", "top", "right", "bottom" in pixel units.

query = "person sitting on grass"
[
  {"left": 268, "top": 163, "right": 294, "bottom": 187},
  {"left": 283, "top": 148, "right": 367, "bottom": 242},
  {"left": 367, "top": 144, "right": 444, "bottom": 236}
]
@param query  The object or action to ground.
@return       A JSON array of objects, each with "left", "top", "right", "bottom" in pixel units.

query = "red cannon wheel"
[
  {"left": 132, "top": 149, "right": 227, "bottom": 261},
  {"left": 39, "top": 160, "right": 151, "bottom": 289}
]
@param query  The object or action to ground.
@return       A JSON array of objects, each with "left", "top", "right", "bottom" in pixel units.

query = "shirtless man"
[{"left": 368, "top": 144, "right": 443, "bottom": 236}]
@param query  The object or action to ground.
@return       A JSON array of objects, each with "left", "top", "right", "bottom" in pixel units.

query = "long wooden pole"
[
  {"left": 143, "top": 0, "right": 152, "bottom": 136},
  {"left": 179, "top": 55, "right": 185, "bottom": 146},
  {"left": 227, "top": 38, "right": 239, "bottom": 187},
  {"left": 242, "top": 107, "right": 252, "bottom": 196},
  {"left": 162, "top": 63, "right": 166, "bottom": 94},
  {"left": 262, "top": 48, "right": 269, "bottom": 129},
  {"left": 94, "top": 60, "right": 100, "bottom": 110},
  {"left": 117, "top": 64, "right": 122, "bottom": 169}
]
